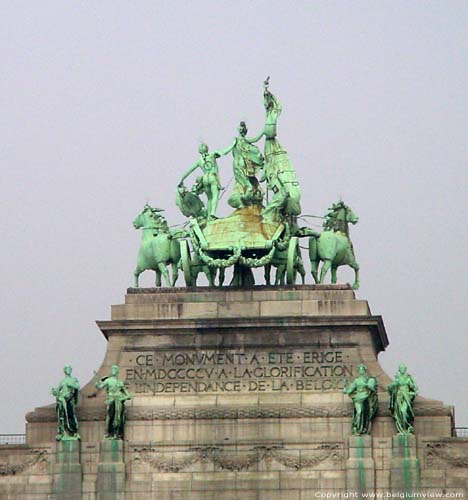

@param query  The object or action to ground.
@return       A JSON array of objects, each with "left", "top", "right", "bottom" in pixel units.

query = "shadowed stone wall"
[{"left": 1, "top": 286, "right": 466, "bottom": 499}]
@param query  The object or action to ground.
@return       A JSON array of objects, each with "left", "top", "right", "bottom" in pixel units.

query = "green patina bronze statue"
[
  {"left": 133, "top": 204, "right": 181, "bottom": 287},
  {"left": 179, "top": 143, "right": 232, "bottom": 219},
  {"left": 343, "top": 364, "right": 378, "bottom": 435},
  {"left": 225, "top": 121, "right": 264, "bottom": 209},
  {"left": 96, "top": 365, "right": 132, "bottom": 440},
  {"left": 131, "top": 78, "right": 362, "bottom": 288},
  {"left": 309, "top": 201, "right": 360, "bottom": 289},
  {"left": 261, "top": 77, "right": 302, "bottom": 221},
  {"left": 173, "top": 79, "right": 308, "bottom": 287},
  {"left": 387, "top": 364, "right": 418, "bottom": 435},
  {"left": 51, "top": 365, "right": 80, "bottom": 441}
]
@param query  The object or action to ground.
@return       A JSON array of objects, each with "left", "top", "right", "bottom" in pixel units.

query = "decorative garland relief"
[{"left": 132, "top": 443, "right": 342, "bottom": 472}]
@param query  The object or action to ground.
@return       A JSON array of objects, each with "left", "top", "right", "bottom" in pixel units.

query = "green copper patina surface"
[
  {"left": 51, "top": 365, "right": 80, "bottom": 441},
  {"left": 261, "top": 77, "right": 301, "bottom": 221},
  {"left": 225, "top": 121, "right": 264, "bottom": 209},
  {"left": 96, "top": 365, "right": 132, "bottom": 440},
  {"left": 132, "top": 79, "right": 362, "bottom": 288},
  {"left": 133, "top": 204, "right": 181, "bottom": 287},
  {"left": 179, "top": 143, "right": 232, "bottom": 219},
  {"left": 343, "top": 364, "right": 378, "bottom": 435},
  {"left": 388, "top": 364, "right": 419, "bottom": 435},
  {"left": 309, "top": 201, "right": 360, "bottom": 289}
]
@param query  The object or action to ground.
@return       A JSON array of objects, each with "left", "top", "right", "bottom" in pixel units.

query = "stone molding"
[
  {"left": 0, "top": 449, "right": 49, "bottom": 476},
  {"left": 26, "top": 403, "right": 451, "bottom": 423},
  {"left": 132, "top": 443, "right": 343, "bottom": 472},
  {"left": 127, "top": 284, "right": 353, "bottom": 295},
  {"left": 425, "top": 442, "right": 468, "bottom": 468}
]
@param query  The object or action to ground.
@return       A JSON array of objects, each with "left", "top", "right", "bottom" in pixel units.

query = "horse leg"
[
  {"left": 218, "top": 268, "right": 225, "bottom": 287},
  {"left": 299, "top": 267, "right": 306, "bottom": 284},
  {"left": 171, "top": 262, "right": 178, "bottom": 287},
  {"left": 297, "top": 258, "right": 306, "bottom": 284},
  {"left": 264, "top": 264, "right": 272, "bottom": 285},
  {"left": 309, "top": 236, "right": 319, "bottom": 283},
  {"left": 349, "top": 261, "right": 360, "bottom": 290},
  {"left": 276, "top": 265, "right": 285, "bottom": 286},
  {"left": 206, "top": 267, "right": 215, "bottom": 287},
  {"left": 331, "top": 266, "right": 338, "bottom": 284},
  {"left": 311, "top": 260, "right": 319, "bottom": 284},
  {"left": 155, "top": 270, "right": 162, "bottom": 287},
  {"left": 134, "top": 268, "right": 142, "bottom": 288},
  {"left": 319, "top": 259, "right": 332, "bottom": 284},
  {"left": 157, "top": 263, "right": 171, "bottom": 287}
]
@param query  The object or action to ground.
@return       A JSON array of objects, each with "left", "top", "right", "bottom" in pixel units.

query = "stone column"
[
  {"left": 52, "top": 440, "right": 82, "bottom": 500},
  {"left": 346, "top": 435, "right": 375, "bottom": 495},
  {"left": 390, "top": 434, "right": 420, "bottom": 493},
  {"left": 96, "top": 440, "right": 126, "bottom": 500}
]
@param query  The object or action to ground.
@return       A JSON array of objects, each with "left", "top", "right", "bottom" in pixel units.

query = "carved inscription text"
[{"left": 123, "top": 348, "right": 355, "bottom": 395}]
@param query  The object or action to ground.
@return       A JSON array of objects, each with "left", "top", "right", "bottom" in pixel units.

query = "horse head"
[
  {"left": 344, "top": 204, "right": 359, "bottom": 225},
  {"left": 133, "top": 204, "right": 166, "bottom": 230},
  {"left": 324, "top": 201, "right": 359, "bottom": 232}
]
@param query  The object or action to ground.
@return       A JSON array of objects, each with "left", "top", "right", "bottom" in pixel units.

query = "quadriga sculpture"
[
  {"left": 309, "top": 201, "right": 360, "bottom": 289},
  {"left": 132, "top": 204, "right": 181, "bottom": 287}
]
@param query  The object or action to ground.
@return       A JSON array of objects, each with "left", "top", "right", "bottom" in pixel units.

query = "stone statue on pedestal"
[
  {"left": 343, "top": 364, "right": 378, "bottom": 435},
  {"left": 387, "top": 364, "right": 418, "bottom": 435},
  {"left": 96, "top": 365, "right": 132, "bottom": 440},
  {"left": 51, "top": 365, "right": 80, "bottom": 441}
]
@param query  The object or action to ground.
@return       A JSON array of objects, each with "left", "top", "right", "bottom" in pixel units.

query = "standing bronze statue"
[
  {"left": 387, "top": 364, "right": 418, "bottom": 435},
  {"left": 225, "top": 121, "right": 264, "bottom": 209},
  {"left": 343, "top": 364, "right": 378, "bottom": 435},
  {"left": 179, "top": 143, "right": 232, "bottom": 219},
  {"left": 51, "top": 365, "right": 80, "bottom": 441},
  {"left": 261, "top": 77, "right": 301, "bottom": 220},
  {"left": 96, "top": 365, "right": 132, "bottom": 440}
]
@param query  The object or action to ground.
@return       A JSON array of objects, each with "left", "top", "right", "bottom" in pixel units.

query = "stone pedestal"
[
  {"left": 346, "top": 435, "right": 375, "bottom": 493},
  {"left": 8, "top": 285, "right": 462, "bottom": 499},
  {"left": 390, "top": 434, "right": 420, "bottom": 493},
  {"left": 51, "top": 440, "right": 82, "bottom": 500},
  {"left": 96, "top": 440, "right": 125, "bottom": 500}
]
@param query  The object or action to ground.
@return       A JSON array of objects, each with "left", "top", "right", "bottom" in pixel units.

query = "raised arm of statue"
[
  {"left": 179, "top": 160, "right": 201, "bottom": 185},
  {"left": 214, "top": 140, "right": 235, "bottom": 157},
  {"left": 264, "top": 87, "right": 282, "bottom": 115},
  {"left": 95, "top": 377, "right": 107, "bottom": 390},
  {"left": 245, "top": 131, "right": 264, "bottom": 144}
]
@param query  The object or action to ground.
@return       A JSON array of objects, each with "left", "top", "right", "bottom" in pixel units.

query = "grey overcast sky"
[{"left": 0, "top": 1, "right": 467, "bottom": 433}]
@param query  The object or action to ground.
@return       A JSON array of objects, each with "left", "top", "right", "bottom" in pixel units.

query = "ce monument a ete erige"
[{"left": 1, "top": 79, "right": 466, "bottom": 500}]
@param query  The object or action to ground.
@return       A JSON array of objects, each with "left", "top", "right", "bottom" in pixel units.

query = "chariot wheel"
[
  {"left": 286, "top": 236, "right": 299, "bottom": 285},
  {"left": 180, "top": 240, "right": 194, "bottom": 287}
]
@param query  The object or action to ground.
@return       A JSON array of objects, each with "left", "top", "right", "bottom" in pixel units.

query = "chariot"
[{"left": 179, "top": 205, "right": 301, "bottom": 287}]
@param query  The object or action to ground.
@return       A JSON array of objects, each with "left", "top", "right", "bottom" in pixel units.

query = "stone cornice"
[
  {"left": 96, "top": 315, "right": 388, "bottom": 352},
  {"left": 26, "top": 402, "right": 451, "bottom": 423}
]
